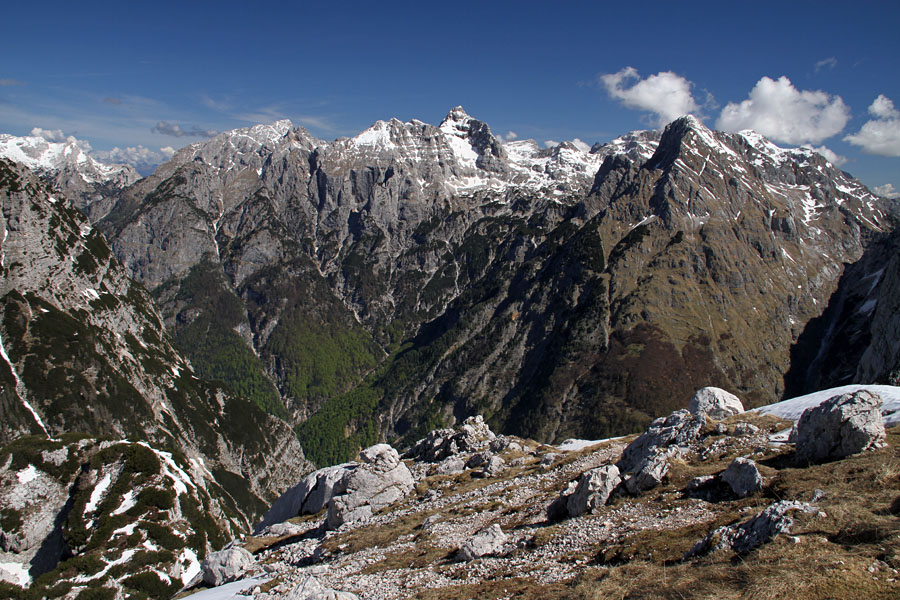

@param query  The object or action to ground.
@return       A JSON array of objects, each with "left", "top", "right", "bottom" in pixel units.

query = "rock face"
[
  {"left": 458, "top": 524, "right": 508, "bottom": 561},
  {"left": 91, "top": 109, "right": 894, "bottom": 466},
  {"left": 0, "top": 131, "right": 140, "bottom": 222},
  {"left": 721, "top": 457, "right": 763, "bottom": 498},
  {"left": 687, "top": 500, "right": 816, "bottom": 557},
  {"left": 794, "top": 390, "right": 886, "bottom": 463},
  {"left": 0, "top": 160, "right": 311, "bottom": 521},
  {"left": 566, "top": 465, "right": 621, "bottom": 516},
  {"left": 617, "top": 409, "right": 705, "bottom": 473},
  {"left": 201, "top": 546, "right": 255, "bottom": 586},
  {"left": 689, "top": 387, "right": 744, "bottom": 420},
  {"left": 0, "top": 436, "right": 242, "bottom": 597},
  {"left": 786, "top": 227, "right": 900, "bottom": 394}
]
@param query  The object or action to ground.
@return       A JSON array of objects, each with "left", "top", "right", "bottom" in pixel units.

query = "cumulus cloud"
[
  {"left": 716, "top": 76, "right": 850, "bottom": 144},
  {"left": 873, "top": 183, "right": 899, "bottom": 198},
  {"left": 599, "top": 67, "right": 699, "bottom": 126},
  {"left": 571, "top": 138, "right": 591, "bottom": 152},
  {"left": 814, "top": 57, "right": 837, "bottom": 72},
  {"left": 151, "top": 121, "right": 218, "bottom": 138},
  {"left": 30, "top": 127, "right": 67, "bottom": 142},
  {"left": 544, "top": 140, "right": 559, "bottom": 148},
  {"left": 806, "top": 145, "right": 848, "bottom": 166},
  {"left": 497, "top": 130, "right": 518, "bottom": 143},
  {"left": 93, "top": 145, "right": 174, "bottom": 172},
  {"left": 844, "top": 95, "right": 900, "bottom": 156}
]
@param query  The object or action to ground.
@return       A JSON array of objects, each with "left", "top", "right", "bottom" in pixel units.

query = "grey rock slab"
[
  {"left": 618, "top": 409, "right": 705, "bottom": 473},
  {"left": 458, "top": 524, "right": 508, "bottom": 561},
  {"left": 721, "top": 457, "right": 763, "bottom": 498},
  {"left": 795, "top": 390, "right": 886, "bottom": 463},
  {"left": 201, "top": 547, "right": 255, "bottom": 587},
  {"left": 624, "top": 452, "right": 669, "bottom": 494},
  {"left": 689, "top": 387, "right": 745, "bottom": 420},
  {"left": 566, "top": 465, "right": 621, "bottom": 517},
  {"left": 686, "top": 500, "right": 816, "bottom": 557},
  {"left": 325, "top": 444, "right": 415, "bottom": 529}
]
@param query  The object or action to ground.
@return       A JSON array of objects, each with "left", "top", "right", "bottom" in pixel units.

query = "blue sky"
[{"left": 2, "top": 1, "right": 898, "bottom": 192}]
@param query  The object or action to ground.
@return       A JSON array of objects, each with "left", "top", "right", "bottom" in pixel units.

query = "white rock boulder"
[
  {"left": 201, "top": 546, "right": 254, "bottom": 587},
  {"left": 689, "top": 387, "right": 745, "bottom": 420},
  {"left": 458, "top": 524, "right": 507, "bottom": 561},
  {"left": 795, "top": 390, "right": 886, "bottom": 463}
]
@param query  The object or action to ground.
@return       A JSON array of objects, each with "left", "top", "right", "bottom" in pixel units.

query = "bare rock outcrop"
[
  {"left": 686, "top": 500, "right": 816, "bottom": 557},
  {"left": 617, "top": 409, "right": 705, "bottom": 473},
  {"left": 405, "top": 416, "right": 496, "bottom": 462},
  {"left": 259, "top": 444, "right": 414, "bottom": 533},
  {"left": 326, "top": 444, "right": 415, "bottom": 529},
  {"left": 794, "top": 390, "right": 886, "bottom": 463}
]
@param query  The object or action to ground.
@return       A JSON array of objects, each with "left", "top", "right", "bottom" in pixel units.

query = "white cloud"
[
  {"left": 543, "top": 140, "right": 559, "bottom": 149},
  {"left": 716, "top": 76, "right": 850, "bottom": 144},
  {"left": 599, "top": 66, "right": 699, "bottom": 127},
  {"left": 844, "top": 95, "right": 900, "bottom": 156},
  {"left": 92, "top": 145, "right": 173, "bottom": 169},
  {"left": 498, "top": 130, "right": 518, "bottom": 143},
  {"left": 814, "top": 57, "right": 837, "bottom": 72},
  {"left": 152, "top": 120, "right": 217, "bottom": 138},
  {"left": 873, "top": 183, "right": 899, "bottom": 198},
  {"left": 869, "top": 94, "right": 900, "bottom": 119},
  {"left": 806, "top": 145, "right": 847, "bottom": 166},
  {"left": 571, "top": 138, "right": 591, "bottom": 152},
  {"left": 29, "top": 127, "right": 66, "bottom": 142}
]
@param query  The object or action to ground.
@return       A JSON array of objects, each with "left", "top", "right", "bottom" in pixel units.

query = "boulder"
[
  {"left": 618, "top": 409, "right": 705, "bottom": 473},
  {"left": 721, "top": 457, "right": 763, "bottom": 498},
  {"left": 201, "top": 546, "right": 254, "bottom": 587},
  {"left": 480, "top": 455, "right": 506, "bottom": 477},
  {"left": 466, "top": 450, "right": 492, "bottom": 469},
  {"left": 795, "top": 390, "right": 886, "bottom": 463},
  {"left": 325, "top": 445, "right": 415, "bottom": 529},
  {"left": 566, "top": 465, "right": 621, "bottom": 517},
  {"left": 259, "top": 521, "right": 306, "bottom": 538},
  {"left": 457, "top": 524, "right": 507, "bottom": 561},
  {"left": 434, "top": 455, "right": 466, "bottom": 475},
  {"left": 686, "top": 500, "right": 816, "bottom": 557},
  {"left": 624, "top": 451, "right": 669, "bottom": 494},
  {"left": 689, "top": 387, "right": 745, "bottom": 420},
  {"left": 283, "top": 576, "right": 360, "bottom": 600}
]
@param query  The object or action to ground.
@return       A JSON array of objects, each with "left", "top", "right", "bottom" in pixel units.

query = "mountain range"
[{"left": 1, "top": 106, "right": 899, "bottom": 594}]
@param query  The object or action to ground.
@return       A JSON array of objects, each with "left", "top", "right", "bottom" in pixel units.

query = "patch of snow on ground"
[
  {"left": 111, "top": 490, "right": 136, "bottom": 516},
  {"left": 183, "top": 577, "right": 268, "bottom": 600},
  {"left": 84, "top": 472, "right": 112, "bottom": 514},
  {"left": 556, "top": 436, "right": 626, "bottom": 451},
  {"left": 139, "top": 442, "right": 195, "bottom": 496},
  {"left": 755, "top": 384, "right": 900, "bottom": 426},
  {"left": 16, "top": 464, "right": 37, "bottom": 484},
  {"left": 0, "top": 561, "right": 30, "bottom": 586},
  {"left": 179, "top": 548, "right": 202, "bottom": 586}
]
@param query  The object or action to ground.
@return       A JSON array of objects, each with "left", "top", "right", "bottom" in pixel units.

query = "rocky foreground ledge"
[{"left": 184, "top": 386, "right": 900, "bottom": 600}]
